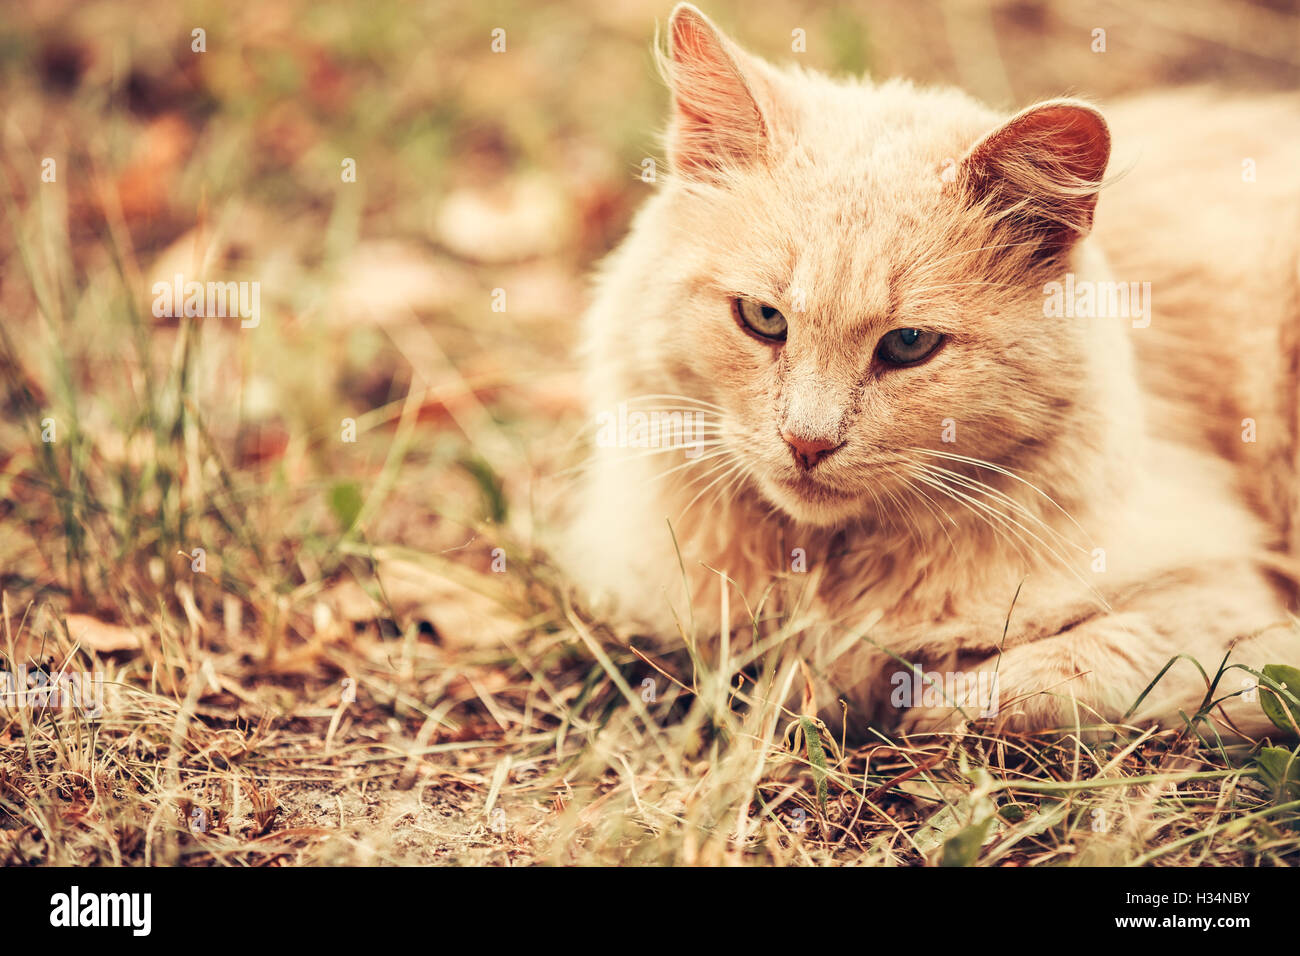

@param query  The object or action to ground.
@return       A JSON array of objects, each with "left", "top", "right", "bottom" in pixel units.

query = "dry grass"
[{"left": 1, "top": 0, "right": 1298, "bottom": 867}]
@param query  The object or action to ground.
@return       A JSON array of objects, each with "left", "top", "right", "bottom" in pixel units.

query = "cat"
[{"left": 559, "top": 3, "right": 1300, "bottom": 738}]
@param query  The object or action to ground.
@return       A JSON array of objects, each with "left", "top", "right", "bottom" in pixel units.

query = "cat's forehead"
[
  {"left": 770, "top": 93, "right": 985, "bottom": 232},
  {"left": 781, "top": 79, "right": 990, "bottom": 169},
  {"left": 734, "top": 160, "right": 966, "bottom": 322},
  {"left": 691, "top": 84, "right": 1001, "bottom": 320}
]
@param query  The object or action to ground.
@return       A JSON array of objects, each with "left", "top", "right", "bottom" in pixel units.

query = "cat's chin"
[{"left": 758, "top": 477, "right": 867, "bottom": 528}]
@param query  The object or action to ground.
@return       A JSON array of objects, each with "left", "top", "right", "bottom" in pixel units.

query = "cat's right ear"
[{"left": 660, "top": 4, "right": 768, "bottom": 182}]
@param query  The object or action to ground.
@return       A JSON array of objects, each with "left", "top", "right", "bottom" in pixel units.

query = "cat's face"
[{"left": 646, "top": 4, "right": 1110, "bottom": 528}]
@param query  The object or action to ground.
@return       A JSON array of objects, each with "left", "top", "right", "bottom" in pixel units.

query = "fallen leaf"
[
  {"left": 64, "top": 614, "right": 144, "bottom": 652},
  {"left": 433, "top": 174, "right": 570, "bottom": 263},
  {"left": 320, "top": 560, "right": 520, "bottom": 648}
]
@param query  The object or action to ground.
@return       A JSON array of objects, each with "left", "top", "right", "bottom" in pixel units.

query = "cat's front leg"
[
  {"left": 897, "top": 583, "right": 1299, "bottom": 738},
  {"left": 896, "top": 614, "right": 1165, "bottom": 736}
]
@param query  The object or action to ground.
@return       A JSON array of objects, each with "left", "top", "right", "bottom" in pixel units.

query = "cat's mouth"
[
  {"left": 775, "top": 473, "right": 856, "bottom": 500},
  {"left": 763, "top": 471, "right": 865, "bottom": 526}
]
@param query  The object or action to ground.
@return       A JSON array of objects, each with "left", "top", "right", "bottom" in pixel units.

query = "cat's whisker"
[
  {"left": 891, "top": 469, "right": 961, "bottom": 556},
  {"left": 553, "top": 440, "right": 728, "bottom": 479},
  {"left": 909, "top": 446, "right": 1091, "bottom": 539},
  {"left": 577, "top": 410, "right": 726, "bottom": 431},
  {"left": 647, "top": 447, "right": 734, "bottom": 486},
  {"left": 910, "top": 463, "right": 1068, "bottom": 565},
  {"left": 916, "top": 461, "right": 1088, "bottom": 555},
  {"left": 677, "top": 456, "right": 749, "bottom": 521},
  {"left": 609, "top": 407, "right": 726, "bottom": 421},
  {"left": 920, "top": 468, "right": 1092, "bottom": 580},
  {"left": 908, "top": 466, "right": 1040, "bottom": 570},
  {"left": 619, "top": 393, "right": 727, "bottom": 413},
  {"left": 858, "top": 481, "right": 890, "bottom": 540},
  {"left": 571, "top": 446, "right": 732, "bottom": 493},
  {"left": 703, "top": 461, "right": 753, "bottom": 520},
  {"left": 909, "top": 464, "right": 1109, "bottom": 608},
  {"left": 675, "top": 450, "right": 737, "bottom": 493},
  {"left": 867, "top": 469, "right": 928, "bottom": 551}
]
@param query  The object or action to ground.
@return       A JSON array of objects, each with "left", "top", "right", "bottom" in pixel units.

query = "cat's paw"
[
  {"left": 895, "top": 701, "right": 976, "bottom": 737},
  {"left": 892, "top": 651, "right": 1077, "bottom": 738},
  {"left": 890, "top": 661, "right": 1003, "bottom": 738}
]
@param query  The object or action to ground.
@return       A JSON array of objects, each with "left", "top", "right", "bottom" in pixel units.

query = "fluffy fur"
[{"left": 560, "top": 4, "right": 1300, "bottom": 737}]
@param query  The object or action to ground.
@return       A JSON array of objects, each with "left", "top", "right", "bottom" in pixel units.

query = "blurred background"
[{"left": 0, "top": 0, "right": 1297, "bottom": 865}]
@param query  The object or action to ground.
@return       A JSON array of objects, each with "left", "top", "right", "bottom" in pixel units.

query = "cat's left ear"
[
  {"left": 660, "top": 4, "right": 769, "bottom": 182},
  {"left": 958, "top": 99, "right": 1111, "bottom": 252}
]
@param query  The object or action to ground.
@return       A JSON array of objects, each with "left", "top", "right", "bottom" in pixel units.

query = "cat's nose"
[{"left": 781, "top": 430, "right": 842, "bottom": 470}]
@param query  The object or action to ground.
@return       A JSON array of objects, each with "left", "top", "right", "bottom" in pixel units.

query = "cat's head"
[{"left": 638, "top": 4, "right": 1113, "bottom": 528}]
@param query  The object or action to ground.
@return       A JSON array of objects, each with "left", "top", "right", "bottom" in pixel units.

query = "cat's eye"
[
  {"left": 733, "top": 298, "right": 787, "bottom": 341},
  {"left": 876, "top": 328, "right": 944, "bottom": 366}
]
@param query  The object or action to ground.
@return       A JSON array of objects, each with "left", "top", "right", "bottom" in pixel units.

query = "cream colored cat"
[{"left": 561, "top": 4, "right": 1300, "bottom": 738}]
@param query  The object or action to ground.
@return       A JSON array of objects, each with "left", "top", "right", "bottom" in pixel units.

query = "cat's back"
[{"left": 1093, "top": 88, "right": 1300, "bottom": 551}]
